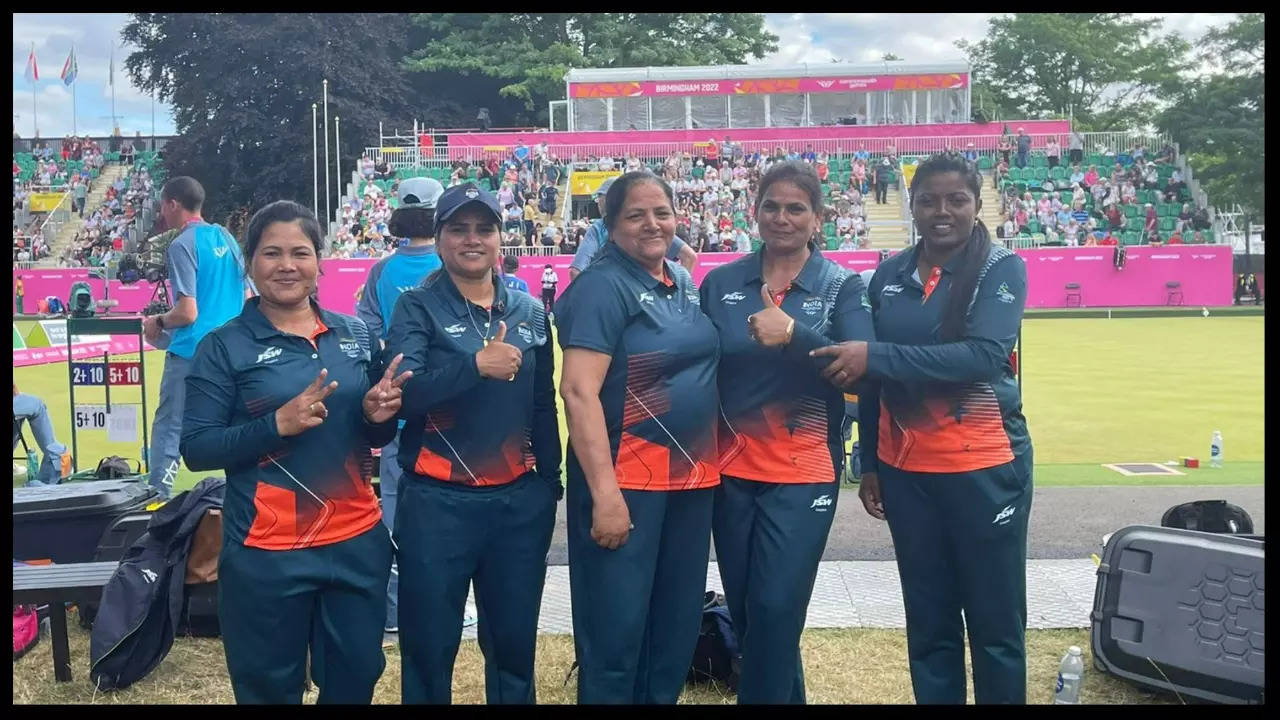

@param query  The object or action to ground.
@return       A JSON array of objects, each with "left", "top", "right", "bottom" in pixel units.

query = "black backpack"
[
  {"left": 1161, "top": 500, "right": 1255, "bottom": 535},
  {"left": 94, "top": 456, "right": 139, "bottom": 480},
  {"left": 686, "top": 591, "right": 742, "bottom": 692}
]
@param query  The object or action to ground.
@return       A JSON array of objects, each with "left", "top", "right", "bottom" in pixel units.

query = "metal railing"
[
  {"left": 365, "top": 130, "right": 1173, "bottom": 171},
  {"left": 499, "top": 246, "right": 562, "bottom": 258}
]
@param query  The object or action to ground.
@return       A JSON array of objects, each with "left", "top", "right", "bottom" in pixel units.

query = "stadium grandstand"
[{"left": 331, "top": 62, "right": 1224, "bottom": 260}]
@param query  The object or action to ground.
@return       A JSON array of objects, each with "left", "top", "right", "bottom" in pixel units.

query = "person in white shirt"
[
  {"left": 539, "top": 264, "right": 558, "bottom": 314},
  {"left": 838, "top": 236, "right": 858, "bottom": 251},
  {"left": 734, "top": 227, "right": 751, "bottom": 253}
]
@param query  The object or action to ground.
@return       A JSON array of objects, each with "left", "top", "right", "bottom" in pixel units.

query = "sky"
[{"left": 13, "top": 13, "right": 1240, "bottom": 139}]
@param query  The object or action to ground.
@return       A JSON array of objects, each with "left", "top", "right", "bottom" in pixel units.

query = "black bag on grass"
[
  {"left": 89, "top": 478, "right": 225, "bottom": 691},
  {"left": 686, "top": 591, "right": 742, "bottom": 692}
]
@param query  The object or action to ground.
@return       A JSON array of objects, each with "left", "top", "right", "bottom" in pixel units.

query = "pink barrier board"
[
  {"left": 13, "top": 337, "right": 149, "bottom": 368},
  {"left": 15, "top": 245, "right": 1232, "bottom": 335}
]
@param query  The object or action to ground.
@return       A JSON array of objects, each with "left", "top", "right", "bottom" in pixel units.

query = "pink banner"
[
  {"left": 445, "top": 120, "right": 1071, "bottom": 159},
  {"left": 16, "top": 244, "right": 1231, "bottom": 347},
  {"left": 570, "top": 73, "right": 967, "bottom": 99},
  {"left": 1018, "top": 245, "right": 1232, "bottom": 308},
  {"left": 13, "top": 269, "right": 162, "bottom": 315},
  {"left": 13, "top": 337, "right": 149, "bottom": 368}
]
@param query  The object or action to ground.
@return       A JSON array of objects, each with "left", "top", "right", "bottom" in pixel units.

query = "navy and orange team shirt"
[
  {"left": 859, "top": 242, "right": 1031, "bottom": 475},
  {"left": 700, "top": 245, "right": 874, "bottom": 484},
  {"left": 555, "top": 241, "right": 721, "bottom": 492},
  {"left": 182, "top": 298, "right": 393, "bottom": 551}
]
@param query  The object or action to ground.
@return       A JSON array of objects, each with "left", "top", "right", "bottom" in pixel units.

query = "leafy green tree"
[
  {"left": 122, "top": 13, "right": 419, "bottom": 223},
  {"left": 956, "top": 14, "right": 1188, "bottom": 131},
  {"left": 406, "top": 13, "right": 779, "bottom": 125},
  {"left": 1158, "top": 14, "right": 1264, "bottom": 219}
]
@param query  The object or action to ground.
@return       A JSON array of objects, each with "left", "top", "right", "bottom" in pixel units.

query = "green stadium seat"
[
  {"left": 1026, "top": 220, "right": 1041, "bottom": 234},
  {"left": 1031, "top": 168, "right": 1048, "bottom": 181},
  {"left": 1122, "top": 232, "right": 1141, "bottom": 246},
  {"left": 1159, "top": 217, "right": 1175, "bottom": 232},
  {"left": 825, "top": 237, "right": 839, "bottom": 251},
  {"left": 1059, "top": 191, "right": 1073, "bottom": 204},
  {"left": 1051, "top": 166, "right": 1068, "bottom": 181},
  {"left": 1123, "top": 205, "right": 1140, "bottom": 219},
  {"left": 823, "top": 222, "right": 836, "bottom": 237},
  {"left": 978, "top": 156, "right": 994, "bottom": 170}
]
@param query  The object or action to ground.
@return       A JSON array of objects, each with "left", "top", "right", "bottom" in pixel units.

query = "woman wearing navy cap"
[
  {"left": 556, "top": 172, "right": 721, "bottom": 704},
  {"left": 699, "top": 161, "right": 874, "bottom": 704},
  {"left": 181, "top": 201, "right": 411, "bottom": 704},
  {"left": 384, "top": 182, "right": 562, "bottom": 704},
  {"left": 814, "top": 152, "right": 1034, "bottom": 704}
]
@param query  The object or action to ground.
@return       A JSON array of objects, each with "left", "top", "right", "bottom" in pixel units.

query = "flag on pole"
[
  {"left": 24, "top": 43, "right": 39, "bottom": 83},
  {"left": 61, "top": 46, "right": 78, "bottom": 86}
]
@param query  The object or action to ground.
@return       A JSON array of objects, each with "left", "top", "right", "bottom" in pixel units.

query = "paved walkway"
[{"left": 457, "top": 558, "right": 1099, "bottom": 639}]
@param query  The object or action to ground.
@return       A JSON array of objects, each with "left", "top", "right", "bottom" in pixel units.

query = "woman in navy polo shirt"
[
  {"left": 383, "top": 182, "right": 561, "bottom": 705},
  {"left": 181, "top": 200, "right": 411, "bottom": 704},
  {"left": 556, "top": 172, "right": 721, "bottom": 704},
  {"left": 699, "top": 161, "right": 874, "bottom": 704},
  {"left": 814, "top": 152, "right": 1033, "bottom": 704}
]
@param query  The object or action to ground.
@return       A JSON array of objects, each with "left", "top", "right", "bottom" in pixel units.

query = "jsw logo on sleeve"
[
  {"left": 993, "top": 504, "right": 1017, "bottom": 525},
  {"left": 255, "top": 346, "right": 283, "bottom": 364},
  {"left": 721, "top": 291, "right": 746, "bottom": 304},
  {"left": 444, "top": 323, "right": 467, "bottom": 337},
  {"left": 810, "top": 494, "right": 833, "bottom": 512},
  {"left": 881, "top": 283, "right": 904, "bottom": 297}
]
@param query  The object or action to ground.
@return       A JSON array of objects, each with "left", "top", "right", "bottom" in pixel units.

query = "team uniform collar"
[
  {"left": 425, "top": 267, "right": 510, "bottom": 316},
  {"left": 744, "top": 240, "right": 825, "bottom": 292},
  {"left": 242, "top": 296, "right": 336, "bottom": 341}
]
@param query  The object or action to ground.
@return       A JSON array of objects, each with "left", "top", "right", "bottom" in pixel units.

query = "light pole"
[
  {"left": 335, "top": 115, "right": 342, "bottom": 225},
  {"left": 312, "top": 103, "right": 319, "bottom": 218},
  {"left": 323, "top": 79, "right": 330, "bottom": 229}
]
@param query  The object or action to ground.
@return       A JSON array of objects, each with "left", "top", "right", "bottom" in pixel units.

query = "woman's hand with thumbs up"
[
  {"left": 746, "top": 283, "right": 796, "bottom": 348},
  {"left": 474, "top": 320, "right": 523, "bottom": 381}
]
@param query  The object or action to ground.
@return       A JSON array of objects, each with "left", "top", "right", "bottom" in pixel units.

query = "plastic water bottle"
[
  {"left": 1054, "top": 646, "right": 1084, "bottom": 704},
  {"left": 1210, "top": 431, "right": 1224, "bottom": 468}
]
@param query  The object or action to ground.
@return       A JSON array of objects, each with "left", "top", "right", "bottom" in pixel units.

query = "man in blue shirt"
[
  {"left": 142, "top": 177, "right": 250, "bottom": 499},
  {"left": 501, "top": 254, "right": 531, "bottom": 295},
  {"left": 353, "top": 175, "right": 445, "bottom": 637},
  {"left": 568, "top": 176, "right": 697, "bottom": 281}
]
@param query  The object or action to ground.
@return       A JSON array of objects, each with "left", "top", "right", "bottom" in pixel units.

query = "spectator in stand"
[
  {"left": 1155, "top": 143, "right": 1176, "bottom": 165},
  {"left": 500, "top": 254, "right": 531, "bottom": 295},
  {"left": 1142, "top": 162, "right": 1160, "bottom": 191},
  {"left": 1045, "top": 137, "right": 1061, "bottom": 169},
  {"left": 1145, "top": 227, "right": 1163, "bottom": 246},
  {"left": 1167, "top": 230, "right": 1183, "bottom": 245},
  {"left": 1068, "top": 130, "right": 1084, "bottom": 166},
  {"left": 874, "top": 158, "right": 893, "bottom": 205},
  {"left": 1069, "top": 165, "right": 1085, "bottom": 188},
  {"left": 1192, "top": 206, "right": 1211, "bottom": 231},
  {"left": 1142, "top": 203, "right": 1158, "bottom": 236},
  {"left": 963, "top": 143, "right": 979, "bottom": 164},
  {"left": 997, "top": 133, "right": 1012, "bottom": 167},
  {"left": 1105, "top": 204, "right": 1126, "bottom": 232},
  {"left": 1176, "top": 203, "right": 1194, "bottom": 234},
  {"left": 361, "top": 154, "right": 375, "bottom": 180},
  {"left": 1165, "top": 169, "right": 1185, "bottom": 202},
  {"left": 73, "top": 177, "right": 88, "bottom": 217},
  {"left": 1063, "top": 219, "right": 1081, "bottom": 247},
  {"left": 523, "top": 196, "right": 539, "bottom": 246},
  {"left": 706, "top": 137, "right": 720, "bottom": 168},
  {"left": 374, "top": 156, "right": 391, "bottom": 181},
  {"left": 1191, "top": 230, "right": 1208, "bottom": 244},
  {"left": 1101, "top": 230, "right": 1119, "bottom": 246},
  {"left": 1015, "top": 127, "right": 1031, "bottom": 168}
]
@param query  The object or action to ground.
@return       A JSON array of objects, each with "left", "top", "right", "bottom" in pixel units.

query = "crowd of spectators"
[
  {"left": 991, "top": 134, "right": 1212, "bottom": 247},
  {"left": 59, "top": 162, "right": 158, "bottom": 268},
  {"left": 12, "top": 139, "right": 108, "bottom": 264},
  {"left": 330, "top": 145, "right": 567, "bottom": 259}
]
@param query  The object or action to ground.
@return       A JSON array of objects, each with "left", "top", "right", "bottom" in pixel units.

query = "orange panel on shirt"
[
  {"left": 245, "top": 481, "right": 296, "bottom": 548},
  {"left": 616, "top": 430, "right": 719, "bottom": 491},
  {"left": 876, "top": 386, "right": 1015, "bottom": 474},
  {"left": 721, "top": 398, "right": 834, "bottom": 483},
  {"left": 414, "top": 446, "right": 455, "bottom": 480}
]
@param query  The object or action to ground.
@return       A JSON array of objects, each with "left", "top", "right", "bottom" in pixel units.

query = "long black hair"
[{"left": 908, "top": 152, "right": 991, "bottom": 341}]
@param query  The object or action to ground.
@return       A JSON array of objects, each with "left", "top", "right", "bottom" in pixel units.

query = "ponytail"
[{"left": 939, "top": 220, "right": 992, "bottom": 342}]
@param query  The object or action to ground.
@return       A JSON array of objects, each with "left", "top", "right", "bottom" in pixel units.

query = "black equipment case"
[
  {"left": 1091, "top": 525, "right": 1265, "bottom": 704},
  {"left": 12, "top": 480, "right": 159, "bottom": 564}
]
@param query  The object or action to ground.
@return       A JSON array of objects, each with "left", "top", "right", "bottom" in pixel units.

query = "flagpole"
[
  {"left": 335, "top": 116, "right": 342, "bottom": 222},
  {"left": 313, "top": 103, "right": 319, "bottom": 217},
  {"left": 323, "top": 79, "right": 331, "bottom": 231},
  {"left": 110, "top": 44, "right": 117, "bottom": 134},
  {"left": 31, "top": 43, "right": 38, "bottom": 139}
]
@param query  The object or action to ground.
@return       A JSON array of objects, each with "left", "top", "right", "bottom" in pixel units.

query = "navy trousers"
[
  {"left": 712, "top": 475, "right": 839, "bottom": 704},
  {"left": 878, "top": 453, "right": 1033, "bottom": 704},
  {"left": 566, "top": 472, "right": 715, "bottom": 704},
  {"left": 396, "top": 473, "right": 559, "bottom": 704},
  {"left": 218, "top": 523, "right": 393, "bottom": 704}
]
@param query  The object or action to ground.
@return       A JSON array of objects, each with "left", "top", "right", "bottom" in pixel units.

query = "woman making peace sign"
[{"left": 181, "top": 201, "right": 411, "bottom": 704}]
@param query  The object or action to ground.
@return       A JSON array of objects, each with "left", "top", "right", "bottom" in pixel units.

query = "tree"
[
  {"left": 122, "top": 13, "right": 420, "bottom": 223},
  {"left": 1158, "top": 14, "right": 1264, "bottom": 219},
  {"left": 956, "top": 14, "right": 1189, "bottom": 131},
  {"left": 881, "top": 53, "right": 903, "bottom": 61},
  {"left": 405, "top": 14, "right": 779, "bottom": 126}
]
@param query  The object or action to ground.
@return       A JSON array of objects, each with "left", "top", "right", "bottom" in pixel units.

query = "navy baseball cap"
[
  {"left": 593, "top": 176, "right": 617, "bottom": 198},
  {"left": 435, "top": 182, "right": 502, "bottom": 225}
]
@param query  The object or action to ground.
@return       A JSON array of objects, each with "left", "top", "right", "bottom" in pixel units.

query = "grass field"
[
  {"left": 13, "top": 614, "right": 1179, "bottom": 705},
  {"left": 13, "top": 315, "right": 1264, "bottom": 493}
]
